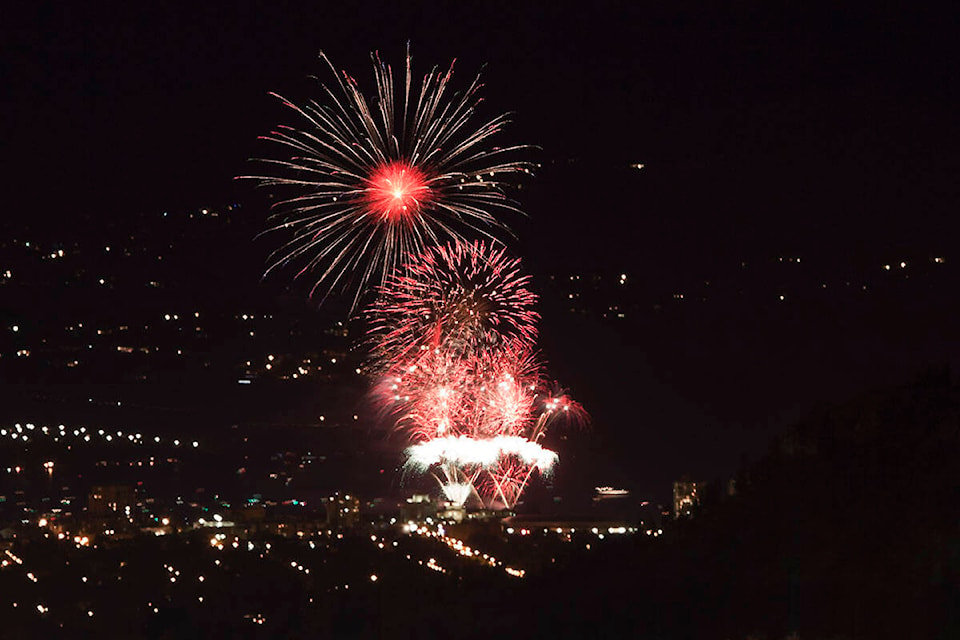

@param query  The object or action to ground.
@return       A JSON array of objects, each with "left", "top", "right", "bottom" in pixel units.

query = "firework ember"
[{"left": 244, "top": 48, "right": 532, "bottom": 306}]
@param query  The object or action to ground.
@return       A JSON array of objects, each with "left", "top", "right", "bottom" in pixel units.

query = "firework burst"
[
  {"left": 380, "top": 340, "right": 583, "bottom": 508},
  {"left": 479, "top": 393, "right": 584, "bottom": 508},
  {"left": 375, "top": 343, "right": 541, "bottom": 441},
  {"left": 372, "top": 346, "right": 475, "bottom": 441},
  {"left": 366, "top": 240, "right": 539, "bottom": 368},
  {"left": 243, "top": 48, "right": 533, "bottom": 306}
]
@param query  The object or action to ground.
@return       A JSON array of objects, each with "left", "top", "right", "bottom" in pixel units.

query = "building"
[
  {"left": 82, "top": 484, "right": 139, "bottom": 540},
  {"left": 673, "top": 479, "right": 701, "bottom": 519},
  {"left": 88, "top": 484, "right": 136, "bottom": 517},
  {"left": 325, "top": 493, "right": 360, "bottom": 530},
  {"left": 592, "top": 486, "right": 637, "bottom": 521},
  {"left": 399, "top": 494, "right": 436, "bottom": 525}
]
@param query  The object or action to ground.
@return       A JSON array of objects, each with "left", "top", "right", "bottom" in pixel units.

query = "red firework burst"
[
  {"left": 373, "top": 347, "right": 476, "bottom": 442},
  {"left": 365, "top": 162, "right": 430, "bottom": 221},
  {"left": 376, "top": 343, "right": 540, "bottom": 441},
  {"left": 367, "top": 241, "right": 539, "bottom": 369},
  {"left": 382, "top": 342, "right": 586, "bottom": 508},
  {"left": 471, "top": 346, "right": 542, "bottom": 437}
]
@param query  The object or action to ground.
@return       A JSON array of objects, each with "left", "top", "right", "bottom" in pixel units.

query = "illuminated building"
[
  {"left": 436, "top": 504, "right": 465, "bottom": 523},
  {"left": 325, "top": 493, "right": 360, "bottom": 530},
  {"left": 400, "top": 494, "right": 436, "bottom": 525},
  {"left": 592, "top": 486, "right": 638, "bottom": 522},
  {"left": 84, "top": 484, "right": 139, "bottom": 540},
  {"left": 673, "top": 479, "right": 701, "bottom": 519},
  {"left": 88, "top": 484, "right": 135, "bottom": 516}
]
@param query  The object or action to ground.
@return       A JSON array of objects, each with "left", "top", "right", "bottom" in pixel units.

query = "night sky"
[{"left": 3, "top": 3, "right": 960, "bottom": 501}]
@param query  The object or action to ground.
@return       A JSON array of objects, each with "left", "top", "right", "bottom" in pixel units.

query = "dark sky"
[
  {"left": 5, "top": 3, "right": 958, "bottom": 234},
  {"left": 3, "top": 3, "right": 960, "bottom": 501}
]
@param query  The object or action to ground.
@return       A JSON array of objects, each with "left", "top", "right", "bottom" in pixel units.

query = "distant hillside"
[{"left": 530, "top": 369, "right": 960, "bottom": 639}]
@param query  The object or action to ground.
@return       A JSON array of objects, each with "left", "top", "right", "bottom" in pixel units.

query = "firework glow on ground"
[{"left": 244, "top": 48, "right": 533, "bottom": 306}]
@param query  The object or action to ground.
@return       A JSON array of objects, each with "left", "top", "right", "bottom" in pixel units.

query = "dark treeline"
[{"left": 522, "top": 368, "right": 960, "bottom": 639}]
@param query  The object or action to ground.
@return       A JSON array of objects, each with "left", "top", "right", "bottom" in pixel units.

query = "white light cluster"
[
  {"left": 405, "top": 435, "right": 558, "bottom": 471},
  {"left": 0, "top": 421, "right": 199, "bottom": 449}
]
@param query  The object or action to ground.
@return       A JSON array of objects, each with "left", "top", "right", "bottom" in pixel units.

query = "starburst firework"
[{"left": 244, "top": 48, "right": 533, "bottom": 306}]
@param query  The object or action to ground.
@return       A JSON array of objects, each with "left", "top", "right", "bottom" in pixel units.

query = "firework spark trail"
[
  {"left": 479, "top": 394, "right": 585, "bottom": 508},
  {"left": 480, "top": 458, "right": 538, "bottom": 510},
  {"left": 408, "top": 440, "right": 557, "bottom": 510},
  {"left": 529, "top": 391, "right": 587, "bottom": 442},
  {"left": 439, "top": 481, "right": 476, "bottom": 507},
  {"left": 433, "top": 463, "right": 483, "bottom": 508},
  {"left": 472, "top": 345, "right": 543, "bottom": 437},
  {"left": 381, "top": 339, "right": 582, "bottom": 508},
  {"left": 373, "top": 347, "right": 476, "bottom": 441},
  {"left": 375, "top": 343, "right": 544, "bottom": 441},
  {"left": 366, "top": 240, "right": 539, "bottom": 369},
  {"left": 242, "top": 48, "right": 533, "bottom": 307}
]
